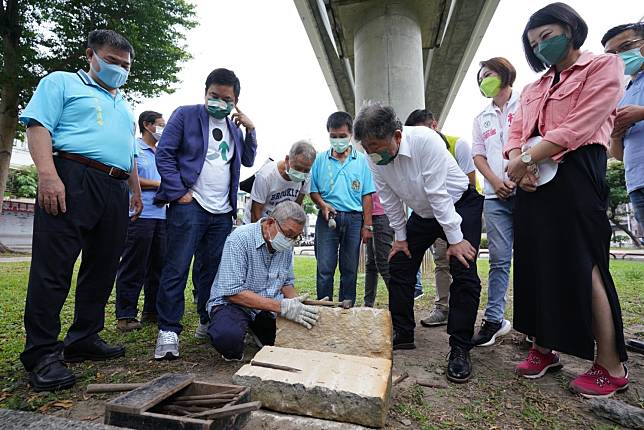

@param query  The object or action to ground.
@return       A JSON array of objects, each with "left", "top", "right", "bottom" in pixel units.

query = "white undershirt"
[{"left": 192, "top": 117, "right": 235, "bottom": 214}]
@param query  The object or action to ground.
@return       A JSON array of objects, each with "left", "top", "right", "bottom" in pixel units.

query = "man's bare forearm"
[
  {"left": 27, "top": 126, "right": 58, "bottom": 177},
  {"left": 227, "top": 290, "right": 281, "bottom": 313},
  {"left": 139, "top": 178, "right": 161, "bottom": 190}
]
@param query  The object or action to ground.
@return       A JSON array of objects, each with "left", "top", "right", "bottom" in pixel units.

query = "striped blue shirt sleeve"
[{"left": 213, "top": 235, "right": 248, "bottom": 297}]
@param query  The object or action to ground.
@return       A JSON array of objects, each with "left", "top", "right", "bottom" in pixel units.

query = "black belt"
[{"left": 55, "top": 151, "right": 130, "bottom": 180}]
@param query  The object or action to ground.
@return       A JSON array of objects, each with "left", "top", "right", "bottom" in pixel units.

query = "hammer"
[{"left": 303, "top": 299, "right": 353, "bottom": 309}]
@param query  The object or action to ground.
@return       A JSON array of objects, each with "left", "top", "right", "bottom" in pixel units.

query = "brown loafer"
[{"left": 117, "top": 318, "right": 142, "bottom": 332}]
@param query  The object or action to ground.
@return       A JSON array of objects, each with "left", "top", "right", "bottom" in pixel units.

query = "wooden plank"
[
  {"left": 86, "top": 383, "right": 143, "bottom": 393},
  {"left": 106, "top": 374, "right": 194, "bottom": 414},
  {"left": 187, "top": 401, "right": 262, "bottom": 419},
  {"left": 178, "top": 381, "right": 242, "bottom": 397}
]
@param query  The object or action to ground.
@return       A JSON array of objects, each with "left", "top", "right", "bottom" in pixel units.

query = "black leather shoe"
[
  {"left": 63, "top": 337, "right": 125, "bottom": 362},
  {"left": 447, "top": 346, "right": 472, "bottom": 383},
  {"left": 393, "top": 332, "right": 416, "bottom": 350},
  {"left": 29, "top": 353, "right": 76, "bottom": 392}
]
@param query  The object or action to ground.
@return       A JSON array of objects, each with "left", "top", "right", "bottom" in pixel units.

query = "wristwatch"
[
  {"left": 363, "top": 225, "right": 374, "bottom": 232},
  {"left": 520, "top": 151, "right": 533, "bottom": 165}
]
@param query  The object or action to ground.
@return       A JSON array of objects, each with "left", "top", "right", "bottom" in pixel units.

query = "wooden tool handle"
[
  {"left": 86, "top": 383, "right": 143, "bottom": 393},
  {"left": 302, "top": 299, "right": 340, "bottom": 307}
]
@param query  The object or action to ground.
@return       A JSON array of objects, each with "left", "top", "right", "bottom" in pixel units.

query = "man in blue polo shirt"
[
  {"left": 310, "top": 111, "right": 375, "bottom": 304},
  {"left": 115, "top": 111, "right": 167, "bottom": 332},
  {"left": 18, "top": 29, "right": 142, "bottom": 392},
  {"left": 603, "top": 23, "right": 644, "bottom": 238}
]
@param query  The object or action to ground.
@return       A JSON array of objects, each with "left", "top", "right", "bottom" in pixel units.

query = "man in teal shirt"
[
  {"left": 310, "top": 111, "right": 375, "bottom": 304},
  {"left": 18, "top": 29, "right": 142, "bottom": 392}
]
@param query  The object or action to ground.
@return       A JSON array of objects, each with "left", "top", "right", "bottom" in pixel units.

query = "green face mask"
[
  {"left": 479, "top": 75, "right": 502, "bottom": 98},
  {"left": 207, "top": 98, "right": 234, "bottom": 119},
  {"left": 534, "top": 34, "right": 570, "bottom": 66},
  {"left": 369, "top": 150, "right": 396, "bottom": 166}
]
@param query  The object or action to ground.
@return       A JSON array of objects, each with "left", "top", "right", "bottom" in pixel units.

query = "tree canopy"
[{"left": 0, "top": 0, "right": 197, "bottom": 206}]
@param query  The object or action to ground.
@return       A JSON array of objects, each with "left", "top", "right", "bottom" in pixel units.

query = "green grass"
[{"left": 0, "top": 257, "right": 641, "bottom": 418}]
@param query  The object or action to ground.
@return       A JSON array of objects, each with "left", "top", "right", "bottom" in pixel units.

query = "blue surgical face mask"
[
  {"left": 92, "top": 50, "right": 129, "bottom": 89},
  {"left": 330, "top": 137, "right": 351, "bottom": 153},
  {"left": 287, "top": 167, "right": 309, "bottom": 182},
  {"left": 269, "top": 220, "right": 295, "bottom": 252},
  {"left": 619, "top": 47, "right": 644, "bottom": 76},
  {"left": 152, "top": 126, "right": 164, "bottom": 141}
]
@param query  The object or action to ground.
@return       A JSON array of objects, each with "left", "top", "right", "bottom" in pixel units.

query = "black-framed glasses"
[
  {"left": 274, "top": 218, "right": 302, "bottom": 242},
  {"left": 606, "top": 38, "right": 643, "bottom": 54}
]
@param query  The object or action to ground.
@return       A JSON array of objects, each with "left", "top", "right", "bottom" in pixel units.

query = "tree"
[
  {"left": 606, "top": 160, "right": 641, "bottom": 248},
  {"left": 7, "top": 165, "right": 37, "bottom": 198},
  {"left": 302, "top": 194, "right": 318, "bottom": 215},
  {"left": 0, "top": 0, "right": 197, "bottom": 211}
]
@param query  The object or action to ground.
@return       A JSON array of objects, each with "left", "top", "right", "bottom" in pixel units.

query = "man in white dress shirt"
[{"left": 354, "top": 104, "right": 484, "bottom": 384}]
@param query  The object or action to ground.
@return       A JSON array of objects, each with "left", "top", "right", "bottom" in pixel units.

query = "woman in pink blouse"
[{"left": 504, "top": 2, "right": 628, "bottom": 398}]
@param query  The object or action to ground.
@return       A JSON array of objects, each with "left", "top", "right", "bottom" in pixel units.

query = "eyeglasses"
[
  {"left": 606, "top": 38, "right": 643, "bottom": 54},
  {"left": 275, "top": 219, "right": 302, "bottom": 242}
]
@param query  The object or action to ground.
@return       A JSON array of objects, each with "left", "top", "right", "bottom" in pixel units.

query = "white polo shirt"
[
  {"left": 471, "top": 90, "right": 520, "bottom": 199},
  {"left": 369, "top": 126, "right": 469, "bottom": 244}
]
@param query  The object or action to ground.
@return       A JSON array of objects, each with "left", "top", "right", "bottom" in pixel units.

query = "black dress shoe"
[
  {"left": 393, "top": 332, "right": 416, "bottom": 350},
  {"left": 447, "top": 345, "right": 472, "bottom": 383},
  {"left": 29, "top": 353, "right": 76, "bottom": 392},
  {"left": 63, "top": 337, "right": 125, "bottom": 362}
]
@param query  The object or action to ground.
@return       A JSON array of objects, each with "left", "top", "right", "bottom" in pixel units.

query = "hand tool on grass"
[{"left": 302, "top": 299, "right": 353, "bottom": 309}]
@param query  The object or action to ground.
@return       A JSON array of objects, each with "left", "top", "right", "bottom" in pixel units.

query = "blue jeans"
[
  {"left": 483, "top": 197, "right": 514, "bottom": 323},
  {"left": 156, "top": 200, "right": 232, "bottom": 333},
  {"left": 415, "top": 271, "right": 423, "bottom": 294},
  {"left": 208, "top": 305, "right": 276, "bottom": 359},
  {"left": 630, "top": 188, "right": 644, "bottom": 232},
  {"left": 315, "top": 211, "right": 363, "bottom": 304}
]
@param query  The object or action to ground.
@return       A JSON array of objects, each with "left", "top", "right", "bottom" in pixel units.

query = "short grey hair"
[
  {"left": 289, "top": 140, "right": 317, "bottom": 163},
  {"left": 353, "top": 103, "right": 402, "bottom": 141},
  {"left": 271, "top": 201, "right": 306, "bottom": 226}
]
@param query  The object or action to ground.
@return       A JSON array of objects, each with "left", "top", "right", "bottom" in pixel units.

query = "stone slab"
[
  {"left": 275, "top": 306, "right": 393, "bottom": 360},
  {"left": 233, "top": 346, "right": 391, "bottom": 428},
  {"left": 0, "top": 408, "right": 125, "bottom": 430},
  {"left": 244, "top": 410, "right": 370, "bottom": 429}
]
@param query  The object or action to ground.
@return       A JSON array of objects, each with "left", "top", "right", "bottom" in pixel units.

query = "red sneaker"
[
  {"left": 569, "top": 363, "right": 629, "bottom": 398},
  {"left": 515, "top": 348, "right": 563, "bottom": 379}
]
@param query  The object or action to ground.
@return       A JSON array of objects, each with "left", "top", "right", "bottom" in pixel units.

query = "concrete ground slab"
[
  {"left": 233, "top": 346, "right": 392, "bottom": 428},
  {"left": 275, "top": 306, "right": 393, "bottom": 360}
]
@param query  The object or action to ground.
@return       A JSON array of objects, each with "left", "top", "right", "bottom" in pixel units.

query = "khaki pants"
[{"left": 431, "top": 238, "right": 452, "bottom": 309}]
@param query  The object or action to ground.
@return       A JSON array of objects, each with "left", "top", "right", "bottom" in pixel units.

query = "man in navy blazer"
[{"left": 154, "top": 68, "right": 257, "bottom": 360}]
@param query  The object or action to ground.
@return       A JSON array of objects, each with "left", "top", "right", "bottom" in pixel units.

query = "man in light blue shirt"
[
  {"left": 206, "top": 201, "right": 319, "bottom": 361},
  {"left": 18, "top": 30, "right": 142, "bottom": 392},
  {"left": 310, "top": 112, "right": 375, "bottom": 305},
  {"left": 603, "top": 23, "right": 644, "bottom": 238},
  {"left": 115, "top": 111, "right": 167, "bottom": 332}
]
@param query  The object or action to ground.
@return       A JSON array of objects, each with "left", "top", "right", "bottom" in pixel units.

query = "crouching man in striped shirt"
[{"left": 205, "top": 201, "right": 319, "bottom": 361}]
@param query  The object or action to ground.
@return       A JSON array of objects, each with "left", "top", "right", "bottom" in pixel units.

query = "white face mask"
[
  {"left": 269, "top": 218, "right": 296, "bottom": 252},
  {"left": 152, "top": 126, "right": 164, "bottom": 141}
]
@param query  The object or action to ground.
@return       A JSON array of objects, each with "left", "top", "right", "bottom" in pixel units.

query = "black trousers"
[
  {"left": 388, "top": 187, "right": 484, "bottom": 350},
  {"left": 20, "top": 157, "right": 129, "bottom": 371},
  {"left": 115, "top": 218, "right": 166, "bottom": 320}
]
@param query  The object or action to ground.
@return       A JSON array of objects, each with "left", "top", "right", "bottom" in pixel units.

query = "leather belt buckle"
[{"left": 108, "top": 166, "right": 117, "bottom": 178}]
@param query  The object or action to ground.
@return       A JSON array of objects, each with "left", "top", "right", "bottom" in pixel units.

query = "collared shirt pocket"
[{"left": 546, "top": 80, "right": 584, "bottom": 126}]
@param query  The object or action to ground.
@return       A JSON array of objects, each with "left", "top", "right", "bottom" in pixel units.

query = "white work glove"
[{"left": 280, "top": 295, "right": 320, "bottom": 329}]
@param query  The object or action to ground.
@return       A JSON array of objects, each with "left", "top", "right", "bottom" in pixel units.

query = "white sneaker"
[
  {"left": 155, "top": 330, "right": 179, "bottom": 360},
  {"left": 195, "top": 322, "right": 209, "bottom": 340},
  {"left": 473, "top": 318, "right": 512, "bottom": 347}
]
